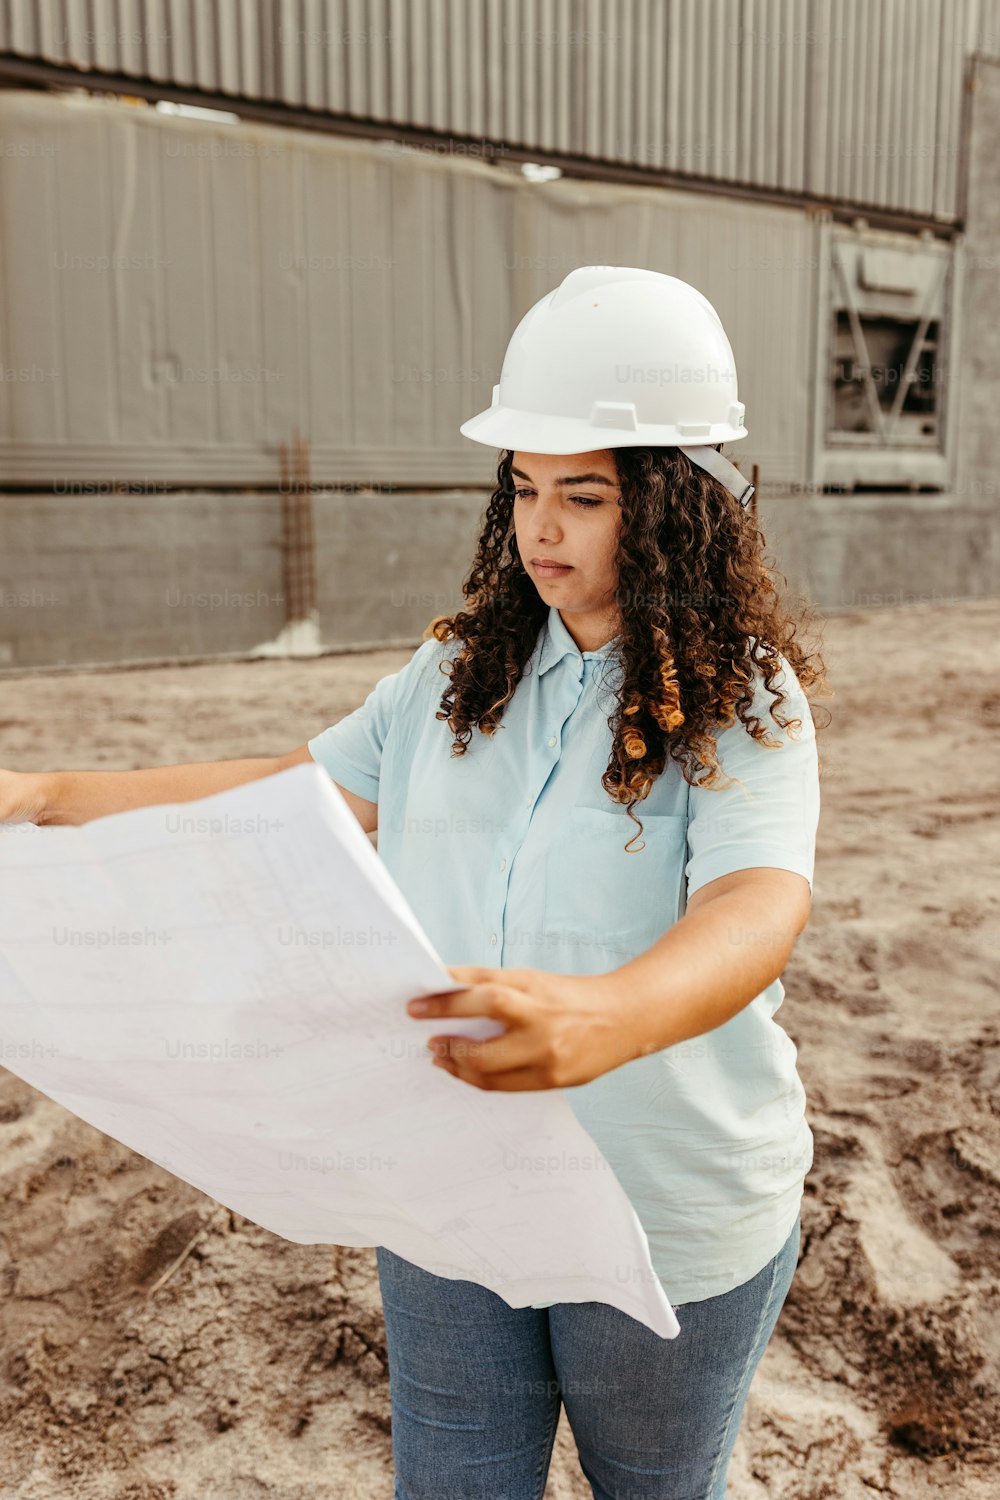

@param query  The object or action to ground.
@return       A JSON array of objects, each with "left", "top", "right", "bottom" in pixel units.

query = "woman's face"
[{"left": 511, "top": 449, "right": 624, "bottom": 637}]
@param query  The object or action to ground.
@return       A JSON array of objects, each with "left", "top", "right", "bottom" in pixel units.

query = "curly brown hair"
[{"left": 423, "top": 446, "right": 832, "bottom": 852}]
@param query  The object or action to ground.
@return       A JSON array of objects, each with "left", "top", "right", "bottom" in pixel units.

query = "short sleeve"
[
  {"left": 684, "top": 654, "right": 820, "bottom": 898},
  {"left": 307, "top": 637, "right": 446, "bottom": 804}
]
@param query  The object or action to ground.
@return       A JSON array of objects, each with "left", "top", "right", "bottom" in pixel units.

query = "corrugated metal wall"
[
  {"left": 0, "top": 87, "right": 818, "bottom": 490},
  {"left": 2, "top": 0, "right": 1000, "bottom": 220}
]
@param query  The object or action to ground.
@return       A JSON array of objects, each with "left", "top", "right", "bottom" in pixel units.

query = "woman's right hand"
[{"left": 0, "top": 769, "right": 49, "bottom": 826}]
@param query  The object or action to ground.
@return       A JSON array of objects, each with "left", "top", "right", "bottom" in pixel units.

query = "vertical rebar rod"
[{"left": 279, "top": 427, "right": 317, "bottom": 624}]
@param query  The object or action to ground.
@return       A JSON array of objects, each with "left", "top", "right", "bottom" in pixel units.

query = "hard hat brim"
[
  {"left": 459, "top": 404, "right": 748, "bottom": 454},
  {"left": 459, "top": 405, "right": 755, "bottom": 506}
]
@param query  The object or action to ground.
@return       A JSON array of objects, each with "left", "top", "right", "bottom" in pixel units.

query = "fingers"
[
  {"left": 409, "top": 982, "right": 527, "bottom": 1024},
  {"left": 430, "top": 1029, "right": 532, "bottom": 1074},
  {"left": 446, "top": 964, "right": 494, "bottom": 985},
  {"left": 412, "top": 968, "right": 554, "bottom": 1090},
  {"left": 435, "top": 1055, "right": 553, "bottom": 1092}
]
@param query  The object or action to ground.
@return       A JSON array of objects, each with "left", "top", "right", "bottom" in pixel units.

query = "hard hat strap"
[{"left": 678, "top": 446, "right": 755, "bottom": 509}]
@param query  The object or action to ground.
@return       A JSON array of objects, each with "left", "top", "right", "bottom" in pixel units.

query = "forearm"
[
  {"left": 599, "top": 884, "right": 802, "bottom": 1060},
  {"left": 38, "top": 757, "right": 285, "bottom": 827}
]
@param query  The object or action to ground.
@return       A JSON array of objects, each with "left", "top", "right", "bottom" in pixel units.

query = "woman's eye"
[{"left": 513, "top": 488, "right": 600, "bottom": 508}]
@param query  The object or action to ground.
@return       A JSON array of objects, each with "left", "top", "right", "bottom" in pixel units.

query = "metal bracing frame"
[{"left": 830, "top": 240, "right": 950, "bottom": 446}]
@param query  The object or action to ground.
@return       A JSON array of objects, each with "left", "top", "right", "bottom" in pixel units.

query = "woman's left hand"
[{"left": 406, "top": 965, "right": 644, "bottom": 1091}]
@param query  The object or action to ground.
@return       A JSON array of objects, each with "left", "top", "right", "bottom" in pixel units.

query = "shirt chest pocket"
[{"left": 542, "top": 807, "right": 689, "bottom": 960}]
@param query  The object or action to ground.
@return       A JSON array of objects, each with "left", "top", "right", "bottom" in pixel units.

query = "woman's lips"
[{"left": 532, "top": 561, "right": 574, "bottom": 577}]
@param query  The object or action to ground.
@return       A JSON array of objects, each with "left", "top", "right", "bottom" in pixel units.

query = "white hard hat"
[{"left": 460, "top": 265, "right": 754, "bottom": 507}]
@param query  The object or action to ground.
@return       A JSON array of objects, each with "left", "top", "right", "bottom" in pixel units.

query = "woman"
[
  {"left": 307, "top": 266, "right": 831, "bottom": 1499},
  {"left": 2, "top": 266, "right": 829, "bottom": 1500}
]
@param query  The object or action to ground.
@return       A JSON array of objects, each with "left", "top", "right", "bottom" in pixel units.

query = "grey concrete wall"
[
  {"left": 313, "top": 490, "right": 484, "bottom": 651},
  {"left": 955, "top": 56, "right": 1000, "bottom": 505},
  {"left": 757, "top": 489, "right": 997, "bottom": 611},
  {"left": 1, "top": 482, "right": 996, "bottom": 673},
  {"left": 0, "top": 492, "right": 285, "bottom": 670},
  {"left": 4, "top": 54, "right": 1000, "bottom": 673},
  {"left": 0, "top": 489, "right": 483, "bottom": 671}
]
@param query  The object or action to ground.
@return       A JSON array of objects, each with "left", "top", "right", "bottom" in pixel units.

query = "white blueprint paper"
[{"left": 0, "top": 763, "right": 679, "bottom": 1338}]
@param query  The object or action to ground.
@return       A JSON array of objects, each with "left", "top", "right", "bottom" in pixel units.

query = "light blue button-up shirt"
[{"left": 308, "top": 605, "right": 819, "bottom": 1305}]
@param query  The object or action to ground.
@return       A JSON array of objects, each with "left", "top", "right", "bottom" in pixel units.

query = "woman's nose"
[{"left": 529, "top": 495, "right": 563, "bottom": 538}]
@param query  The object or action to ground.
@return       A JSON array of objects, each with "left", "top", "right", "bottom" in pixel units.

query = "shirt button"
[
  {"left": 547, "top": 736, "right": 557, "bottom": 747},
  {"left": 490, "top": 933, "right": 498, "bottom": 945},
  {"left": 499, "top": 857, "right": 507, "bottom": 872}
]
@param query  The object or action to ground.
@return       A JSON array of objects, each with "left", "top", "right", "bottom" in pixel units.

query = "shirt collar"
[{"left": 537, "top": 606, "right": 620, "bottom": 676}]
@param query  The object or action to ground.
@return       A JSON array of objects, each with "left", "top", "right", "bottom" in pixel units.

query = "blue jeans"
[{"left": 376, "top": 1212, "right": 801, "bottom": 1500}]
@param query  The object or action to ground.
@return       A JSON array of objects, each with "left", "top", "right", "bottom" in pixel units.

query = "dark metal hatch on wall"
[{"left": 813, "top": 226, "right": 960, "bottom": 491}]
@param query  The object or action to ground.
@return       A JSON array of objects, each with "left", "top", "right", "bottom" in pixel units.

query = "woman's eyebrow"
[{"left": 511, "top": 467, "right": 618, "bottom": 488}]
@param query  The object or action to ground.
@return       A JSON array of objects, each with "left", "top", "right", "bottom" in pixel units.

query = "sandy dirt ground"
[{"left": 0, "top": 599, "right": 998, "bottom": 1500}]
